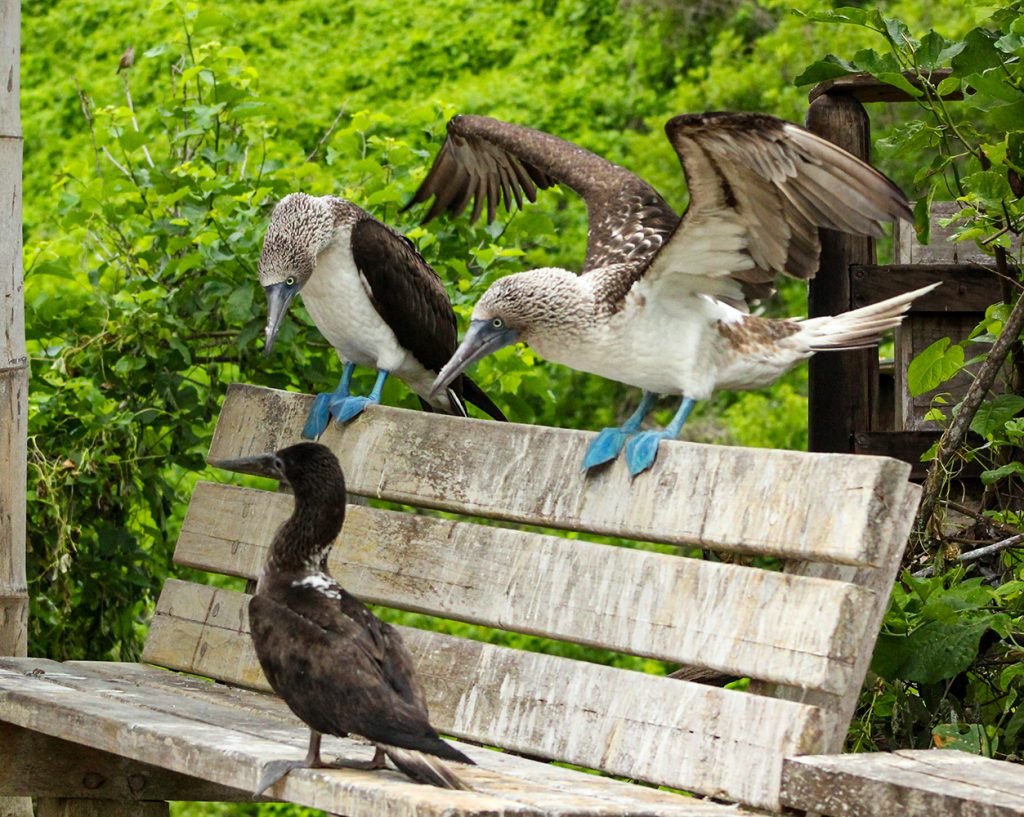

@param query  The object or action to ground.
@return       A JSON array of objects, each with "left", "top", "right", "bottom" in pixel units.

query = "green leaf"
[
  {"left": 932, "top": 723, "right": 988, "bottom": 753},
  {"left": 980, "top": 461, "right": 1024, "bottom": 486},
  {"left": 794, "top": 55, "right": 857, "bottom": 86},
  {"left": 907, "top": 337, "right": 965, "bottom": 396},
  {"left": 878, "top": 620, "right": 991, "bottom": 684},
  {"left": 970, "top": 394, "right": 1024, "bottom": 438}
]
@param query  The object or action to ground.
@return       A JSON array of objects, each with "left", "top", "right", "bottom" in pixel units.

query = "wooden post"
[
  {"left": 805, "top": 93, "right": 878, "bottom": 453},
  {"left": 0, "top": 2, "right": 30, "bottom": 815}
]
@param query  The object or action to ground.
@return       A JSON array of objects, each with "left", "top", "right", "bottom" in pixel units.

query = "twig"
[
  {"left": 74, "top": 78, "right": 103, "bottom": 179},
  {"left": 121, "top": 73, "right": 155, "bottom": 169},
  {"left": 913, "top": 245, "right": 1021, "bottom": 545},
  {"left": 946, "top": 500, "right": 1023, "bottom": 539},
  {"left": 913, "top": 532, "right": 1024, "bottom": 577},
  {"left": 101, "top": 146, "right": 132, "bottom": 178},
  {"left": 306, "top": 102, "right": 349, "bottom": 163}
]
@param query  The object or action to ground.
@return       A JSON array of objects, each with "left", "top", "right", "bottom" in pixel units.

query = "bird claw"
[
  {"left": 333, "top": 395, "right": 376, "bottom": 424},
  {"left": 253, "top": 758, "right": 308, "bottom": 799},
  {"left": 582, "top": 427, "right": 631, "bottom": 470},
  {"left": 625, "top": 431, "right": 667, "bottom": 476},
  {"left": 302, "top": 393, "right": 334, "bottom": 440}
]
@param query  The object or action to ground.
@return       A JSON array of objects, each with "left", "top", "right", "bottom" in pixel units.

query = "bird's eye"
[
  {"left": 285, "top": 276, "right": 296, "bottom": 287},
  {"left": 273, "top": 456, "right": 286, "bottom": 473},
  {"left": 491, "top": 317, "right": 504, "bottom": 329}
]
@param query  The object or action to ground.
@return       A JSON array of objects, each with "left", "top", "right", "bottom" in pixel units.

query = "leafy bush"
[{"left": 799, "top": 3, "right": 1024, "bottom": 760}]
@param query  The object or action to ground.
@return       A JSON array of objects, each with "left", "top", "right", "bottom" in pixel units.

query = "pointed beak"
[
  {"left": 207, "top": 453, "right": 284, "bottom": 481},
  {"left": 430, "top": 319, "right": 518, "bottom": 400},
  {"left": 263, "top": 283, "right": 297, "bottom": 356}
]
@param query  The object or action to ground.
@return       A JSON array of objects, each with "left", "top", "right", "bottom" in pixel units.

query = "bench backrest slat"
[
  {"left": 178, "top": 481, "right": 874, "bottom": 694},
  {"left": 209, "top": 384, "right": 911, "bottom": 566},
  {"left": 143, "top": 580, "right": 824, "bottom": 811}
]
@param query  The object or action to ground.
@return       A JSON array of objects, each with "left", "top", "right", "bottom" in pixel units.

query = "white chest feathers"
[
  {"left": 292, "top": 572, "right": 343, "bottom": 600},
  {"left": 298, "top": 224, "right": 410, "bottom": 373}
]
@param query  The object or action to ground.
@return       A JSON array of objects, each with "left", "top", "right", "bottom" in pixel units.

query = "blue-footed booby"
[
  {"left": 259, "top": 194, "right": 506, "bottom": 438},
  {"left": 412, "top": 112, "right": 938, "bottom": 475},
  {"left": 209, "top": 442, "right": 474, "bottom": 795}
]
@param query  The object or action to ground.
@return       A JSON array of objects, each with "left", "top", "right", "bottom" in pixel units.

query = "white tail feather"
[
  {"left": 799, "top": 283, "right": 940, "bottom": 351},
  {"left": 381, "top": 745, "right": 473, "bottom": 791}
]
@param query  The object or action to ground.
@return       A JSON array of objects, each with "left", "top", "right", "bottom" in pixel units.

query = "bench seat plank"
[
  {"left": 781, "top": 751, "right": 1024, "bottom": 816},
  {"left": 0, "top": 658, "right": 760, "bottom": 817},
  {"left": 178, "top": 481, "right": 873, "bottom": 693},
  {"left": 210, "top": 384, "right": 913, "bottom": 566},
  {"left": 142, "top": 580, "right": 823, "bottom": 809}
]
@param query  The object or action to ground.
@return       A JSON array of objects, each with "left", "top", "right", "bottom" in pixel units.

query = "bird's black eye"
[
  {"left": 491, "top": 317, "right": 504, "bottom": 329},
  {"left": 273, "top": 456, "right": 286, "bottom": 473},
  {"left": 285, "top": 276, "right": 296, "bottom": 287}
]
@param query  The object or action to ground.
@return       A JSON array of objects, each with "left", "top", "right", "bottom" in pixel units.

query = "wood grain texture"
[
  {"left": 805, "top": 92, "right": 877, "bottom": 455},
  {"left": 850, "top": 265, "right": 1001, "bottom": 315},
  {"left": 0, "top": 4, "right": 28, "bottom": 814},
  {"left": 0, "top": 722, "right": 249, "bottom": 800},
  {"left": 140, "top": 581, "right": 825, "bottom": 810},
  {"left": 0, "top": 0, "right": 27, "bottom": 662},
  {"left": 781, "top": 750, "right": 1024, "bottom": 817},
  {"left": 895, "top": 202, "right": 998, "bottom": 267},
  {"left": 209, "top": 383, "right": 914, "bottom": 567},
  {"left": 37, "top": 800, "right": 168, "bottom": 817},
  {"left": 177, "top": 480, "right": 875, "bottom": 692},
  {"left": 751, "top": 483, "right": 919, "bottom": 752},
  {"left": 0, "top": 658, "right": 762, "bottom": 817}
]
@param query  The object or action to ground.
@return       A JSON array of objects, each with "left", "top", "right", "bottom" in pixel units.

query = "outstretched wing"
[
  {"left": 638, "top": 112, "right": 912, "bottom": 307},
  {"left": 406, "top": 114, "right": 679, "bottom": 273},
  {"left": 349, "top": 216, "right": 458, "bottom": 373}
]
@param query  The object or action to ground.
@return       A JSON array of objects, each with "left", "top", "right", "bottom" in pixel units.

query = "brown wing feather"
[
  {"left": 407, "top": 115, "right": 679, "bottom": 273},
  {"left": 639, "top": 112, "right": 912, "bottom": 305}
]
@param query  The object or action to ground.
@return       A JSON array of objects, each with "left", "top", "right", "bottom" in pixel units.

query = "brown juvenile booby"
[
  {"left": 259, "top": 194, "right": 505, "bottom": 439},
  {"left": 410, "top": 112, "right": 938, "bottom": 474},
  {"left": 209, "top": 442, "right": 474, "bottom": 795}
]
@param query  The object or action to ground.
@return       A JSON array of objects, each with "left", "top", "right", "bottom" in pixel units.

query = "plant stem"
[{"left": 913, "top": 247, "right": 1020, "bottom": 547}]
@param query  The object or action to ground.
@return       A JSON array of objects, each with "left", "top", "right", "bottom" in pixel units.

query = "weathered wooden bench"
[{"left": 1, "top": 383, "right": 1021, "bottom": 816}]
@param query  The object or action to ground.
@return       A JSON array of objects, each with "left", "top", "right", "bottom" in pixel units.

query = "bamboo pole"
[
  {"left": 0, "top": 0, "right": 26, "bottom": 656},
  {"left": 0, "top": 3, "right": 30, "bottom": 814}
]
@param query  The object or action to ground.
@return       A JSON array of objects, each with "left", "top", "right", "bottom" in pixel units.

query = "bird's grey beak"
[
  {"left": 207, "top": 453, "right": 284, "bottom": 481},
  {"left": 430, "top": 319, "right": 518, "bottom": 399},
  {"left": 263, "top": 282, "right": 298, "bottom": 356}
]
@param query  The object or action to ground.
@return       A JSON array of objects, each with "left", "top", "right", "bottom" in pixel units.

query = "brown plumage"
[{"left": 210, "top": 442, "right": 474, "bottom": 795}]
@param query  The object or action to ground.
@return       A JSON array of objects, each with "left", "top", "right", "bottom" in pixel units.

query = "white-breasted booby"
[
  {"left": 411, "top": 112, "right": 938, "bottom": 475},
  {"left": 209, "top": 442, "right": 474, "bottom": 795},
  {"left": 259, "top": 194, "right": 505, "bottom": 439}
]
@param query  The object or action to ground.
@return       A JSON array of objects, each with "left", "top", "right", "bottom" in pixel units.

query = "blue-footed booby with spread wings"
[
  {"left": 413, "top": 112, "right": 937, "bottom": 475},
  {"left": 259, "top": 194, "right": 505, "bottom": 438}
]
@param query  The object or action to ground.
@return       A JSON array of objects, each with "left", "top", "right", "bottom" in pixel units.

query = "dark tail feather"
[
  {"left": 460, "top": 376, "right": 507, "bottom": 421},
  {"left": 380, "top": 744, "right": 474, "bottom": 790}
]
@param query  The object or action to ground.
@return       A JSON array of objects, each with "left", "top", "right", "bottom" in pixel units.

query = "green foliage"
[
  {"left": 800, "top": 3, "right": 1024, "bottom": 760},
  {"left": 854, "top": 571, "right": 1024, "bottom": 757}
]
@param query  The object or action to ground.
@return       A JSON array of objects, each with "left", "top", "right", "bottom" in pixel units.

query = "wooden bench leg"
[{"left": 37, "top": 799, "right": 169, "bottom": 817}]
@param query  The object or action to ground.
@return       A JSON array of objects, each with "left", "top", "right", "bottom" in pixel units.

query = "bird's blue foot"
[
  {"left": 625, "top": 431, "right": 672, "bottom": 476},
  {"left": 301, "top": 393, "right": 334, "bottom": 440},
  {"left": 302, "top": 363, "right": 358, "bottom": 440},
  {"left": 583, "top": 427, "right": 631, "bottom": 470},
  {"left": 334, "top": 394, "right": 377, "bottom": 423},
  {"left": 332, "top": 369, "right": 389, "bottom": 424},
  {"left": 624, "top": 397, "right": 697, "bottom": 476}
]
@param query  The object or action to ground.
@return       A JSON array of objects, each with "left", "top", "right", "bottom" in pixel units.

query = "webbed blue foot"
[
  {"left": 301, "top": 363, "right": 357, "bottom": 440},
  {"left": 625, "top": 431, "right": 672, "bottom": 476},
  {"left": 583, "top": 428, "right": 631, "bottom": 469},
  {"left": 334, "top": 395, "right": 375, "bottom": 422},
  {"left": 582, "top": 391, "right": 659, "bottom": 472},
  {"left": 302, "top": 393, "right": 334, "bottom": 440},
  {"left": 624, "top": 397, "right": 697, "bottom": 477},
  {"left": 333, "top": 369, "right": 389, "bottom": 425}
]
